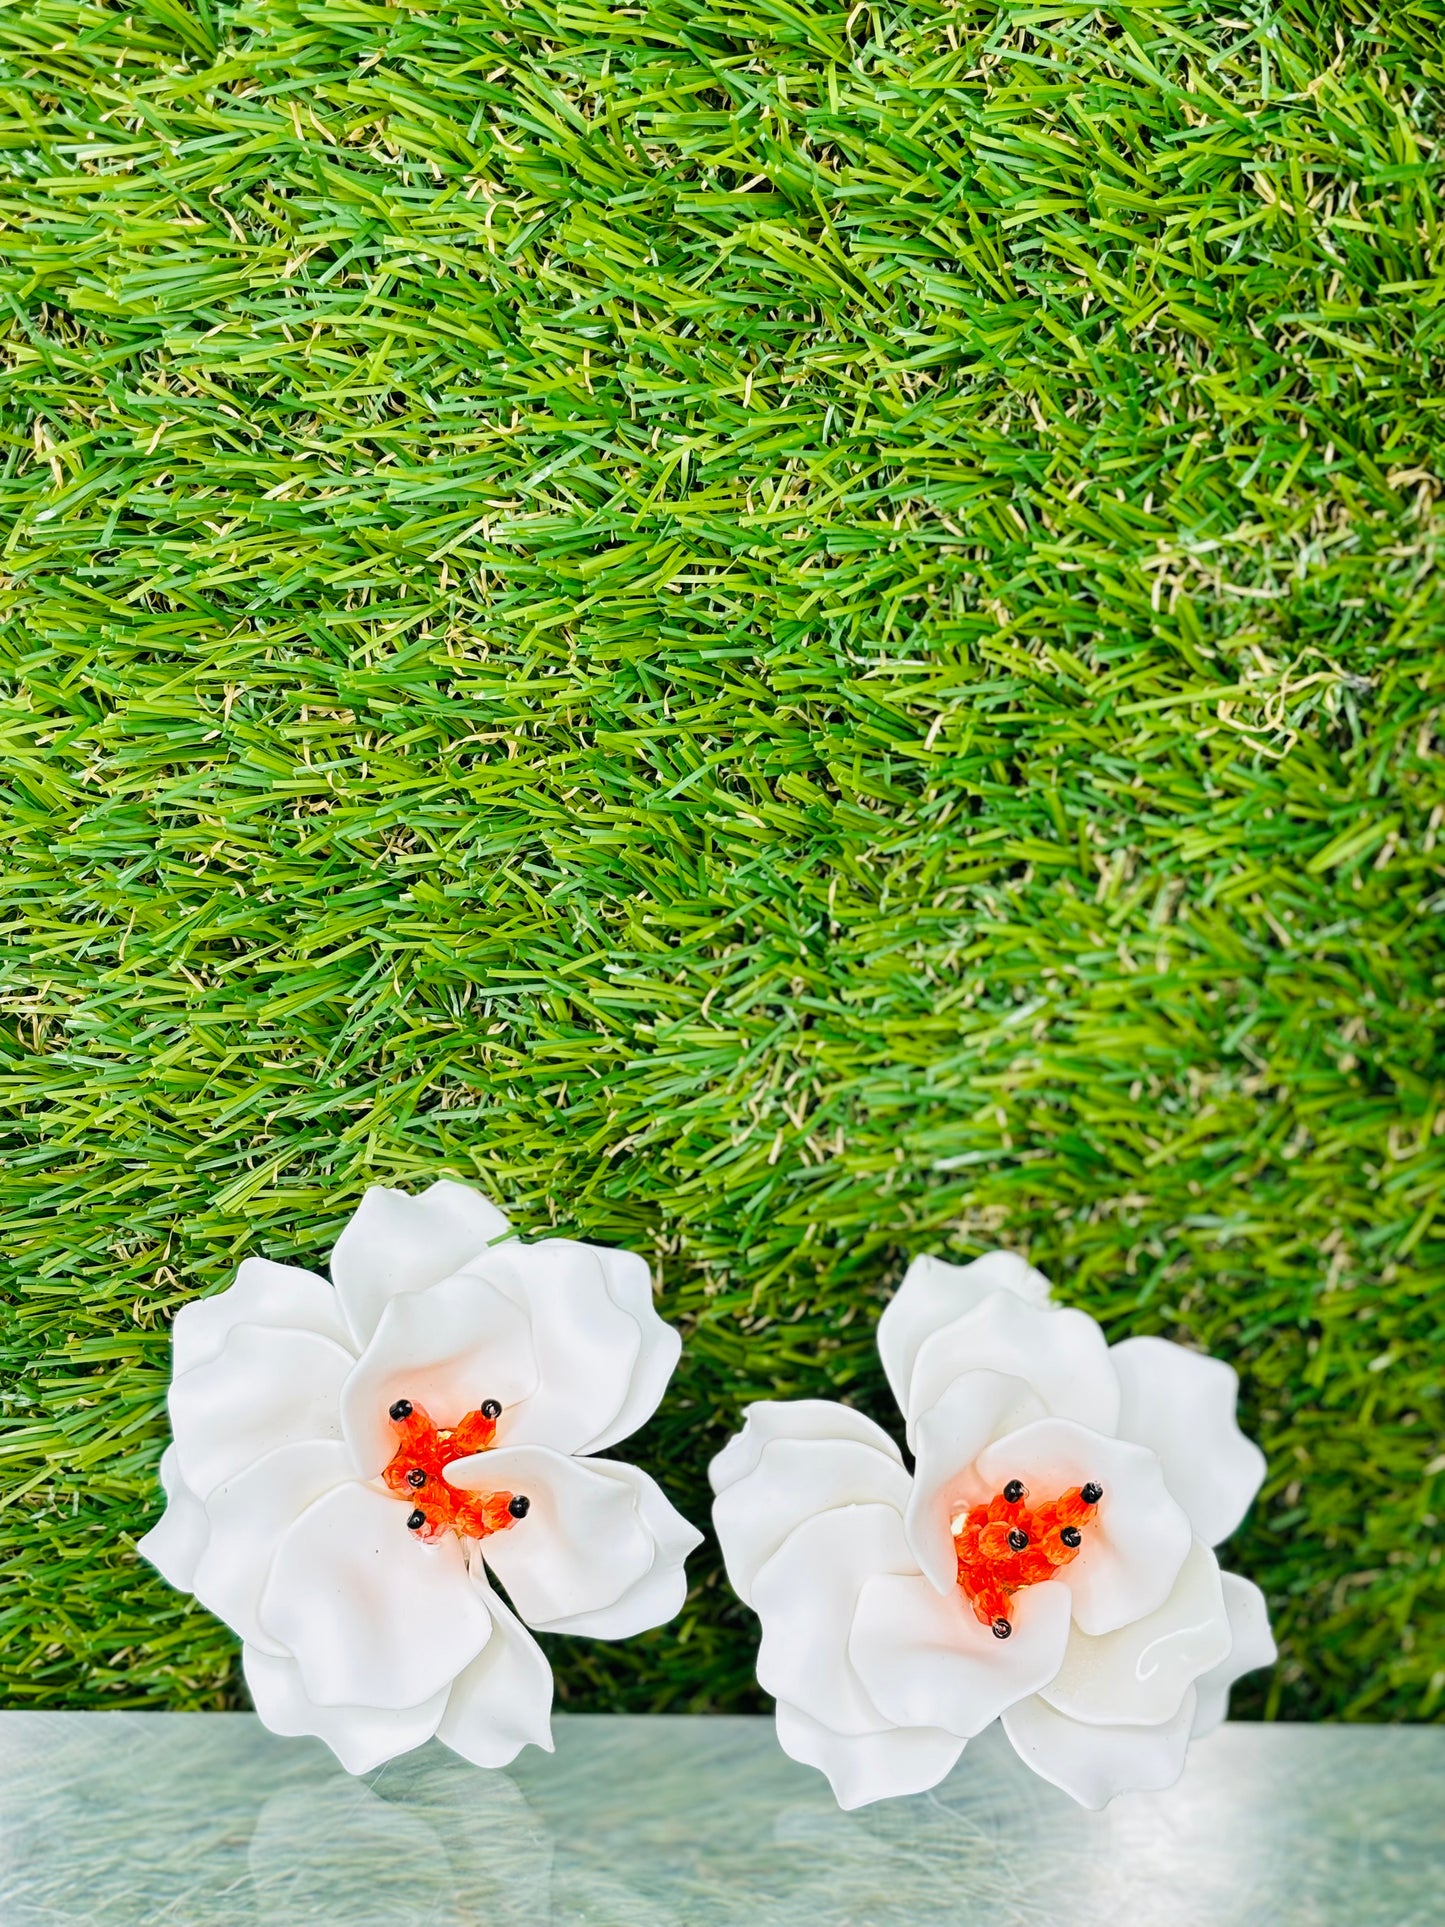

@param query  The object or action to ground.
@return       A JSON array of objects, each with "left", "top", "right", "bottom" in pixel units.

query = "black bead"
[
  {"left": 1060, "top": 1526, "right": 1082, "bottom": 1549},
  {"left": 1002, "top": 1479, "right": 1026, "bottom": 1504},
  {"left": 991, "top": 1617, "right": 1012, "bottom": 1639},
  {"left": 406, "top": 1509, "right": 426, "bottom": 1530},
  {"left": 507, "top": 1494, "right": 531, "bottom": 1519},
  {"left": 407, "top": 1468, "right": 427, "bottom": 1489},
  {"left": 480, "top": 1399, "right": 502, "bottom": 1420},
  {"left": 1081, "top": 1482, "right": 1103, "bottom": 1506},
  {"left": 389, "top": 1399, "right": 414, "bottom": 1421},
  {"left": 1007, "top": 1527, "right": 1028, "bottom": 1551}
]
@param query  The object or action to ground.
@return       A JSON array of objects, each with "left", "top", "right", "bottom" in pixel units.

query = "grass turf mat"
[{"left": 1, "top": 1, "right": 1442, "bottom": 1725}]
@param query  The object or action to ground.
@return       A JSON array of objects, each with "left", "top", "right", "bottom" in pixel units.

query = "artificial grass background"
[{"left": 1, "top": 0, "right": 1442, "bottom": 1726}]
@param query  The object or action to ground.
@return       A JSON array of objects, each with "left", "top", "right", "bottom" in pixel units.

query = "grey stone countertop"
[{"left": 0, "top": 1713, "right": 1438, "bottom": 1925}]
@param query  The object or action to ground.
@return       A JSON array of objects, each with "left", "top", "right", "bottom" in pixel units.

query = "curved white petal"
[
  {"left": 137, "top": 1445, "right": 210, "bottom": 1592},
  {"left": 554, "top": 1553, "right": 690, "bottom": 1644},
  {"left": 1039, "top": 1540, "right": 1231, "bottom": 1728},
  {"left": 169, "top": 1323, "right": 351, "bottom": 1500},
  {"left": 750, "top": 1503, "right": 917, "bottom": 1737},
  {"left": 330, "top": 1180, "right": 512, "bottom": 1351},
  {"left": 850, "top": 1571, "right": 1073, "bottom": 1740},
  {"left": 1002, "top": 1686, "right": 1198, "bottom": 1809},
  {"left": 453, "top": 1445, "right": 683, "bottom": 1634},
  {"left": 1192, "top": 1572, "right": 1277, "bottom": 1737},
  {"left": 463, "top": 1240, "right": 644, "bottom": 1457},
  {"left": 172, "top": 1258, "right": 353, "bottom": 1377},
  {"left": 258, "top": 1482, "right": 494, "bottom": 1710},
  {"left": 968, "top": 1418, "right": 1192, "bottom": 1636},
  {"left": 243, "top": 1644, "right": 448, "bottom": 1774},
  {"left": 904, "top": 1370, "right": 1046, "bottom": 1593},
  {"left": 556, "top": 1472, "right": 698, "bottom": 1638},
  {"left": 339, "top": 1270, "right": 537, "bottom": 1480},
  {"left": 584, "top": 1245, "right": 684, "bottom": 1453},
  {"left": 713, "top": 1432, "right": 912, "bottom": 1607},
  {"left": 906, "top": 1291, "right": 1119, "bottom": 1447},
  {"left": 438, "top": 1565, "right": 555, "bottom": 1767},
  {"left": 709, "top": 1399, "right": 903, "bottom": 1497},
  {"left": 192, "top": 1442, "right": 354, "bottom": 1656},
  {"left": 1111, "top": 1336, "right": 1267, "bottom": 1547},
  {"left": 505, "top": 1457, "right": 700, "bottom": 1640},
  {"left": 774, "top": 1700, "right": 965, "bottom": 1810},
  {"left": 878, "top": 1251, "right": 1051, "bottom": 1418}
]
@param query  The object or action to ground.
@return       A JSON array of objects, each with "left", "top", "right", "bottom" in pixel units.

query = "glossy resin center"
[
  {"left": 954, "top": 1478, "right": 1102, "bottom": 1638},
  {"left": 382, "top": 1397, "right": 530, "bottom": 1545}
]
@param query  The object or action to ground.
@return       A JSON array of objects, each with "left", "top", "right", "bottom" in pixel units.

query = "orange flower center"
[
  {"left": 382, "top": 1397, "right": 528, "bottom": 1546},
  {"left": 954, "top": 1478, "right": 1102, "bottom": 1638}
]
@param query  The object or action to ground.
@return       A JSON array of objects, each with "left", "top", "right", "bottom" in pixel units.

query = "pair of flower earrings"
[{"left": 142, "top": 1179, "right": 1276, "bottom": 1811}]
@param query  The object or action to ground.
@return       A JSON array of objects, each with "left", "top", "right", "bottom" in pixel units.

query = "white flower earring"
[
  {"left": 140, "top": 1180, "right": 701, "bottom": 1774},
  {"left": 710, "top": 1251, "right": 1276, "bottom": 1810}
]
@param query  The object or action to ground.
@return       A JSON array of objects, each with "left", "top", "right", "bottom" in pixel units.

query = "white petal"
[
  {"left": 969, "top": 1418, "right": 1193, "bottom": 1635},
  {"left": 906, "top": 1291, "right": 1119, "bottom": 1447},
  {"left": 1192, "top": 1572, "right": 1277, "bottom": 1737},
  {"left": 258, "top": 1482, "right": 494, "bottom": 1710},
  {"left": 709, "top": 1398, "right": 903, "bottom": 1496},
  {"left": 330, "top": 1180, "right": 512, "bottom": 1350},
  {"left": 774, "top": 1700, "right": 965, "bottom": 1810},
  {"left": 1002, "top": 1686, "right": 1198, "bottom": 1809},
  {"left": 878, "top": 1251, "right": 1051, "bottom": 1417},
  {"left": 750, "top": 1504, "right": 916, "bottom": 1736},
  {"left": 339, "top": 1270, "right": 537, "bottom": 1480},
  {"left": 169, "top": 1323, "right": 351, "bottom": 1500},
  {"left": 481, "top": 1455, "right": 700, "bottom": 1640},
  {"left": 1039, "top": 1540, "right": 1231, "bottom": 1727},
  {"left": 904, "top": 1370, "right": 1046, "bottom": 1592},
  {"left": 850, "top": 1570, "right": 1073, "bottom": 1740},
  {"left": 713, "top": 1432, "right": 912, "bottom": 1607},
  {"left": 1111, "top": 1336, "right": 1267, "bottom": 1546},
  {"left": 584, "top": 1244, "right": 684, "bottom": 1452},
  {"left": 554, "top": 1553, "right": 690, "bottom": 1643},
  {"left": 136, "top": 1444, "right": 210, "bottom": 1592},
  {"left": 454, "top": 1445, "right": 675, "bottom": 1633},
  {"left": 437, "top": 1565, "right": 555, "bottom": 1767},
  {"left": 193, "top": 1441, "right": 353, "bottom": 1655},
  {"left": 464, "top": 1240, "right": 643, "bottom": 1457},
  {"left": 243, "top": 1644, "right": 447, "bottom": 1774},
  {"left": 523, "top": 1459, "right": 700, "bottom": 1639},
  {"left": 172, "top": 1257, "right": 353, "bottom": 1377}
]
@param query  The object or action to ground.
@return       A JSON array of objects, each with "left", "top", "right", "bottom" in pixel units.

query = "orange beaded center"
[
  {"left": 382, "top": 1399, "right": 524, "bottom": 1546},
  {"left": 954, "top": 1480, "right": 1101, "bottom": 1637}
]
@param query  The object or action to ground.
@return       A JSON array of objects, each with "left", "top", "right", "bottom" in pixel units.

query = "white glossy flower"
[
  {"left": 711, "top": 1252, "right": 1275, "bottom": 1811},
  {"left": 141, "top": 1180, "right": 701, "bottom": 1774}
]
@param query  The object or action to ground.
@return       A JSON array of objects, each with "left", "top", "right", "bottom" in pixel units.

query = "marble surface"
[{"left": 0, "top": 1713, "right": 1438, "bottom": 1925}]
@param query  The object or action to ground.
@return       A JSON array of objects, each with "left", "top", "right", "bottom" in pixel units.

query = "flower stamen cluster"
[
  {"left": 380, "top": 1396, "right": 529, "bottom": 1544},
  {"left": 954, "top": 1479, "right": 1102, "bottom": 1637}
]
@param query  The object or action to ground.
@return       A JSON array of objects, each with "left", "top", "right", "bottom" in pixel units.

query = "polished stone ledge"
[{"left": 0, "top": 1713, "right": 1437, "bottom": 1925}]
